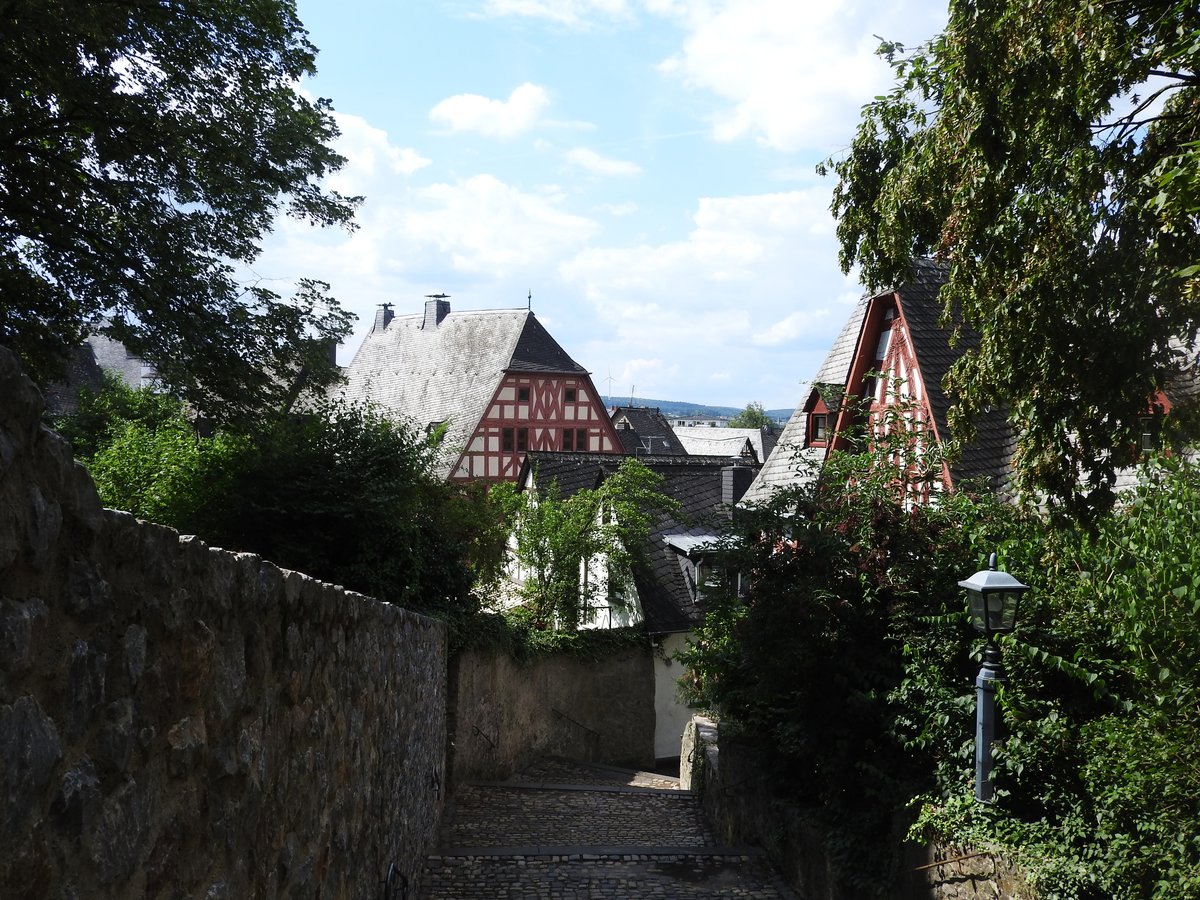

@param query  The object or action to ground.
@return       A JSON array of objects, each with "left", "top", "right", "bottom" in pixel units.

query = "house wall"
[
  {"left": 0, "top": 347, "right": 447, "bottom": 899},
  {"left": 448, "top": 644, "right": 655, "bottom": 784},
  {"left": 454, "top": 373, "right": 619, "bottom": 481},
  {"left": 653, "top": 632, "right": 695, "bottom": 760}
]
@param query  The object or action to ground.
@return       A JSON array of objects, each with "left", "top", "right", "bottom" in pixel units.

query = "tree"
[
  {"left": 495, "top": 458, "right": 681, "bottom": 631},
  {"left": 61, "top": 380, "right": 489, "bottom": 620},
  {"left": 823, "top": 0, "right": 1200, "bottom": 517},
  {"left": 0, "top": 0, "right": 358, "bottom": 421},
  {"left": 728, "top": 400, "right": 773, "bottom": 431}
]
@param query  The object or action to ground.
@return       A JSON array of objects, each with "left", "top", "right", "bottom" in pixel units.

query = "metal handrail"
[
  {"left": 381, "top": 861, "right": 407, "bottom": 900},
  {"left": 551, "top": 707, "right": 600, "bottom": 739},
  {"left": 471, "top": 723, "right": 497, "bottom": 749}
]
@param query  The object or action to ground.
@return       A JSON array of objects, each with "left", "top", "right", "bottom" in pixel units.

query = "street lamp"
[{"left": 959, "top": 552, "right": 1030, "bottom": 803}]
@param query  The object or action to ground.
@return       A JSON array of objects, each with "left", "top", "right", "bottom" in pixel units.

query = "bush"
[{"left": 681, "top": 446, "right": 1200, "bottom": 898}]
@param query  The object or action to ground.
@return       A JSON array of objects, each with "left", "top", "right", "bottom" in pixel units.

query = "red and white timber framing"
[
  {"left": 833, "top": 294, "right": 950, "bottom": 504},
  {"left": 450, "top": 372, "right": 621, "bottom": 481}
]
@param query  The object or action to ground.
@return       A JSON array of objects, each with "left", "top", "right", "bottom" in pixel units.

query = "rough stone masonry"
[{"left": 0, "top": 345, "right": 448, "bottom": 899}]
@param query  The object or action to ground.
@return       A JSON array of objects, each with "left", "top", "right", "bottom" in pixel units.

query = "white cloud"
[
  {"left": 752, "top": 307, "right": 834, "bottom": 347},
  {"left": 478, "top": 0, "right": 634, "bottom": 28},
  {"left": 429, "top": 83, "right": 550, "bottom": 138},
  {"left": 656, "top": 0, "right": 948, "bottom": 152},
  {"left": 405, "top": 174, "right": 599, "bottom": 274},
  {"left": 566, "top": 147, "right": 643, "bottom": 176},
  {"left": 560, "top": 187, "right": 846, "bottom": 399},
  {"left": 597, "top": 201, "right": 638, "bottom": 216}
]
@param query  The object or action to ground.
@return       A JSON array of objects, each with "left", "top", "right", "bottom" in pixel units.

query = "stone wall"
[
  {"left": 0, "top": 347, "right": 447, "bottom": 899},
  {"left": 680, "top": 717, "right": 1034, "bottom": 900},
  {"left": 448, "top": 645, "right": 655, "bottom": 784}
]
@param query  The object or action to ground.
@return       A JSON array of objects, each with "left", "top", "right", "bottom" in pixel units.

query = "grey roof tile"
[
  {"left": 742, "top": 295, "right": 869, "bottom": 504},
  {"left": 342, "top": 305, "right": 588, "bottom": 479}
]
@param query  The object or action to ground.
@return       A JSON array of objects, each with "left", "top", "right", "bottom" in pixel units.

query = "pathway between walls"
[{"left": 419, "top": 757, "right": 795, "bottom": 899}]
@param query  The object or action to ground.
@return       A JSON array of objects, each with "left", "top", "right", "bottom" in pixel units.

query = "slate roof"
[
  {"left": 610, "top": 407, "right": 689, "bottom": 455},
  {"left": 342, "top": 305, "right": 588, "bottom": 479},
  {"left": 743, "top": 260, "right": 1019, "bottom": 503},
  {"left": 520, "top": 452, "right": 754, "bottom": 635},
  {"left": 741, "top": 295, "right": 869, "bottom": 505},
  {"left": 891, "top": 260, "right": 1016, "bottom": 493},
  {"left": 673, "top": 427, "right": 778, "bottom": 464}
]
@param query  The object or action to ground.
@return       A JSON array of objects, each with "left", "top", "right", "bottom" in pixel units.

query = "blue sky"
[{"left": 257, "top": 0, "right": 949, "bottom": 410}]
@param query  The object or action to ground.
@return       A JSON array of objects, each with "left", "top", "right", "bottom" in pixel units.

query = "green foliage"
[
  {"left": 728, "top": 401, "right": 773, "bottom": 430},
  {"left": 496, "top": 458, "right": 681, "bottom": 630},
  {"left": 682, "top": 445, "right": 1200, "bottom": 897},
  {"left": 61, "top": 380, "right": 489, "bottom": 622},
  {"left": 823, "top": 0, "right": 1200, "bottom": 519},
  {"left": 0, "top": 0, "right": 358, "bottom": 420}
]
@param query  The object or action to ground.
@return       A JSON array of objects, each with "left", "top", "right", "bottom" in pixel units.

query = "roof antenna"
[{"left": 527, "top": 290, "right": 532, "bottom": 311}]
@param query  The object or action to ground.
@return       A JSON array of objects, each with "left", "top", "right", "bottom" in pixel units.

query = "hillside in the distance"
[{"left": 601, "top": 396, "right": 794, "bottom": 422}]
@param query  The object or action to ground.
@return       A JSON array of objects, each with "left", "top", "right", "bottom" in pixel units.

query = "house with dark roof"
[
  {"left": 609, "top": 406, "right": 689, "bottom": 456},
  {"left": 513, "top": 451, "right": 756, "bottom": 760},
  {"left": 342, "top": 297, "right": 622, "bottom": 482},
  {"left": 745, "top": 261, "right": 1016, "bottom": 504}
]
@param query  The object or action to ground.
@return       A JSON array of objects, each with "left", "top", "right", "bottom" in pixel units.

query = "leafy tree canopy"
[
  {"left": 823, "top": 0, "right": 1200, "bottom": 517},
  {"left": 728, "top": 400, "right": 773, "bottom": 430},
  {"left": 1, "top": 0, "right": 359, "bottom": 421}
]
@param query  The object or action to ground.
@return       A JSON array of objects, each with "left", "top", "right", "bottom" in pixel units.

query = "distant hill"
[{"left": 601, "top": 396, "right": 795, "bottom": 423}]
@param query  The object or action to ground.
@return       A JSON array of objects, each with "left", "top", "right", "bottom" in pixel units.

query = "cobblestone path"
[{"left": 418, "top": 758, "right": 795, "bottom": 898}]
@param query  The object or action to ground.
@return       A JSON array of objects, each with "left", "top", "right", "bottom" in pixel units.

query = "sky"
[{"left": 255, "top": 0, "right": 951, "bottom": 411}]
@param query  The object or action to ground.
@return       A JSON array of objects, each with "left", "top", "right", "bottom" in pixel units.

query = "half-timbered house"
[
  {"left": 343, "top": 296, "right": 621, "bottom": 482},
  {"left": 744, "top": 261, "right": 1015, "bottom": 504}
]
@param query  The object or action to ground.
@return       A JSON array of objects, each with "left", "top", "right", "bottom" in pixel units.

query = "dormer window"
[{"left": 810, "top": 413, "right": 828, "bottom": 444}]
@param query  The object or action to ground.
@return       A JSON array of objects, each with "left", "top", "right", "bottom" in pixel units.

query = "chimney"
[
  {"left": 373, "top": 303, "right": 394, "bottom": 332},
  {"left": 722, "top": 465, "right": 754, "bottom": 509},
  {"left": 423, "top": 293, "right": 451, "bottom": 329}
]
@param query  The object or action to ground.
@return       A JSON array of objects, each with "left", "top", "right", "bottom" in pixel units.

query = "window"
[
  {"left": 810, "top": 414, "right": 827, "bottom": 443},
  {"left": 574, "top": 429, "right": 587, "bottom": 451},
  {"left": 517, "top": 386, "right": 530, "bottom": 402},
  {"left": 562, "top": 428, "right": 574, "bottom": 451},
  {"left": 564, "top": 387, "right": 577, "bottom": 402},
  {"left": 517, "top": 428, "right": 528, "bottom": 452},
  {"left": 502, "top": 428, "right": 515, "bottom": 452}
]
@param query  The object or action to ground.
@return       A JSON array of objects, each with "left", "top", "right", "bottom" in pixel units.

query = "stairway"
[{"left": 418, "top": 757, "right": 794, "bottom": 898}]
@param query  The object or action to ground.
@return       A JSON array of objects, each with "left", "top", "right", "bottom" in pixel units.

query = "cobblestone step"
[
  {"left": 420, "top": 851, "right": 788, "bottom": 898},
  {"left": 440, "top": 783, "right": 713, "bottom": 849},
  {"left": 418, "top": 759, "right": 794, "bottom": 899}
]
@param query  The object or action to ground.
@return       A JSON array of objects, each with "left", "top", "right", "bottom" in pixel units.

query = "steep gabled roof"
[
  {"left": 610, "top": 407, "right": 689, "bottom": 455},
  {"left": 745, "top": 261, "right": 1019, "bottom": 503},
  {"left": 741, "top": 295, "right": 870, "bottom": 504},
  {"left": 890, "top": 261, "right": 1016, "bottom": 493},
  {"left": 343, "top": 306, "right": 586, "bottom": 478}
]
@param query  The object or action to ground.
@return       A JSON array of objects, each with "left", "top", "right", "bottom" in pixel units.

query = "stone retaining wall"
[
  {"left": 0, "top": 347, "right": 447, "bottom": 899},
  {"left": 449, "top": 645, "right": 655, "bottom": 785},
  {"left": 680, "top": 717, "right": 1034, "bottom": 900}
]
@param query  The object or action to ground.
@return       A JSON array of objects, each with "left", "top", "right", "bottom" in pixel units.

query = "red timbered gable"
[{"left": 451, "top": 372, "right": 619, "bottom": 482}]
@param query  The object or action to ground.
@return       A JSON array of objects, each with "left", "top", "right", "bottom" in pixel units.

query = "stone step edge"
[
  {"left": 538, "top": 756, "right": 683, "bottom": 786},
  {"left": 462, "top": 779, "right": 697, "bottom": 797},
  {"left": 426, "top": 845, "right": 766, "bottom": 859}
]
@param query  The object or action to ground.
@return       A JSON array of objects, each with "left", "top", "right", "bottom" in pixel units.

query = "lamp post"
[{"left": 959, "top": 552, "right": 1030, "bottom": 803}]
